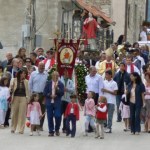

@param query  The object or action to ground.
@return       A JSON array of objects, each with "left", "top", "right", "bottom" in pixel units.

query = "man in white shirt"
[
  {"left": 85, "top": 66, "right": 104, "bottom": 105},
  {"left": 101, "top": 70, "right": 118, "bottom": 133},
  {"left": 124, "top": 55, "right": 140, "bottom": 75},
  {"left": 140, "top": 26, "right": 147, "bottom": 41}
]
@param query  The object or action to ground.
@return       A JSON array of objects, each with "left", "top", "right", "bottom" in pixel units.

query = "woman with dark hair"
[
  {"left": 15, "top": 47, "right": 26, "bottom": 60},
  {"left": 127, "top": 72, "right": 145, "bottom": 135},
  {"left": 133, "top": 42, "right": 139, "bottom": 48},
  {"left": 117, "top": 35, "right": 125, "bottom": 45},
  {"left": 10, "top": 68, "right": 29, "bottom": 134}
]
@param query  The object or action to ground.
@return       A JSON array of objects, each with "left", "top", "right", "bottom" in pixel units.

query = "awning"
[{"left": 75, "top": 0, "right": 115, "bottom": 25}]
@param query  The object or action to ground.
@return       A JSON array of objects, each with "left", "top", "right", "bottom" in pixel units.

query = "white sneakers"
[
  {"left": 30, "top": 131, "right": 41, "bottom": 136},
  {"left": 30, "top": 132, "right": 33, "bottom": 136}
]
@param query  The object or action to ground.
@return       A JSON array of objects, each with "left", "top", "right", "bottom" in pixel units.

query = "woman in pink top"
[
  {"left": 84, "top": 91, "right": 96, "bottom": 136},
  {"left": 27, "top": 93, "right": 42, "bottom": 136},
  {"left": 144, "top": 72, "right": 150, "bottom": 133}
]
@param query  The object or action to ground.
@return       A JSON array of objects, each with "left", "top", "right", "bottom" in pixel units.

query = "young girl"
[
  {"left": 0, "top": 77, "right": 10, "bottom": 128},
  {"left": 119, "top": 94, "right": 130, "bottom": 132},
  {"left": 95, "top": 96, "right": 107, "bottom": 139},
  {"left": 84, "top": 91, "right": 96, "bottom": 136},
  {"left": 27, "top": 93, "right": 42, "bottom": 136}
]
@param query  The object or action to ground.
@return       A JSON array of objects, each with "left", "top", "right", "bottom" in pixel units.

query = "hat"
[{"left": 38, "top": 55, "right": 45, "bottom": 60}]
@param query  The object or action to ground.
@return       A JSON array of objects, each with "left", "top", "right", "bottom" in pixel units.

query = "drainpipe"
[{"left": 124, "top": 0, "right": 128, "bottom": 41}]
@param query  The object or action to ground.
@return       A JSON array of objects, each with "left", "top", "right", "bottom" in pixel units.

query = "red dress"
[{"left": 83, "top": 18, "right": 98, "bottom": 39}]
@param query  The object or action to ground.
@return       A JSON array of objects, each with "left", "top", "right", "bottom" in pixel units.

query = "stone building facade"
[
  {"left": 0, "top": 0, "right": 65, "bottom": 60},
  {"left": 126, "top": 0, "right": 146, "bottom": 43},
  {"left": 0, "top": 0, "right": 147, "bottom": 60}
]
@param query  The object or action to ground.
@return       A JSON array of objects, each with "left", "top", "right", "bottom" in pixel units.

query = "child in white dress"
[
  {"left": 119, "top": 94, "right": 130, "bottom": 131},
  {"left": 27, "top": 93, "right": 42, "bottom": 136},
  {"left": 0, "top": 77, "right": 10, "bottom": 128}
]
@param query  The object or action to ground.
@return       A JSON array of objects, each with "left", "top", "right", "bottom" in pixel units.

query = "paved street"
[{"left": 0, "top": 111, "right": 149, "bottom": 150}]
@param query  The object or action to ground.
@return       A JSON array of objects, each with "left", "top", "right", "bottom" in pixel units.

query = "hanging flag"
[{"left": 56, "top": 39, "right": 80, "bottom": 78}]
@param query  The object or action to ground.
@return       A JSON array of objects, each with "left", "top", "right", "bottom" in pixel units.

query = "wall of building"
[
  {"left": 126, "top": 0, "right": 146, "bottom": 43},
  {"left": 0, "top": 0, "right": 25, "bottom": 60},
  {"left": 111, "top": 0, "right": 126, "bottom": 43},
  {"left": 0, "top": 0, "right": 65, "bottom": 60},
  {"left": 0, "top": 0, "right": 146, "bottom": 61}
]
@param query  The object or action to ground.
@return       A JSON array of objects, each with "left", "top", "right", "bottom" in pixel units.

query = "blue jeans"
[
  {"left": 85, "top": 115, "right": 95, "bottom": 131},
  {"left": 116, "top": 95, "right": 122, "bottom": 121},
  {"left": 46, "top": 103, "right": 61, "bottom": 133},
  {"left": 107, "top": 103, "right": 115, "bottom": 129},
  {"left": 66, "top": 114, "right": 76, "bottom": 137},
  {"left": 130, "top": 102, "right": 141, "bottom": 133}
]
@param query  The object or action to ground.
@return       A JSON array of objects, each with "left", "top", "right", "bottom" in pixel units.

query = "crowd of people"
[{"left": 0, "top": 39, "right": 150, "bottom": 139}]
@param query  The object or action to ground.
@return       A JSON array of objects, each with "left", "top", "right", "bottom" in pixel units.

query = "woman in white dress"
[
  {"left": 0, "top": 77, "right": 10, "bottom": 127},
  {"left": 27, "top": 93, "right": 42, "bottom": 136}
]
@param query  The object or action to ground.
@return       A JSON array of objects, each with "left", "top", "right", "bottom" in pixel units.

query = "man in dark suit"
[
  {"left": 114, "top": 62, "right": 130, "bottom": 122},
  {"left": 43, "top": 71, "right": 64, "bottom": 136}
]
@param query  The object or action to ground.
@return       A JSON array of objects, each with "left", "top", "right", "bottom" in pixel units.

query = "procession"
[{"left": 0, "top": 0, "right": 150, "bottom": 150}]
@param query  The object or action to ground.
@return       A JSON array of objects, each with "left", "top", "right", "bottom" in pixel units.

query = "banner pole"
[{"left": 53, "top": 30, "right": 61, "bottom": 71}]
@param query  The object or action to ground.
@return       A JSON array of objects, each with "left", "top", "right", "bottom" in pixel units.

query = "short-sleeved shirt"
[
  {"left": 103, "top": 79, "right": 118, "bottom": 105},
  {"left": 140, "top": 31, "right": 147, "bottom": 41}
]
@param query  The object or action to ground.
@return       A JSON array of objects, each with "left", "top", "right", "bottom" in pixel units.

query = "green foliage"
[{"left": 75, "top": 64, "right": 89, "bottom": 105}]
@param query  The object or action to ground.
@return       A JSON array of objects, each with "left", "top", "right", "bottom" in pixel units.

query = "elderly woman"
[{"left": 10, "top": 68, "right": 29, "bottom": 134}]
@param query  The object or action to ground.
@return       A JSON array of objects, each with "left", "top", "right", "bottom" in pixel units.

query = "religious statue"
[{"left": 82, "top": 12, "right": 100, "bottom": 51}]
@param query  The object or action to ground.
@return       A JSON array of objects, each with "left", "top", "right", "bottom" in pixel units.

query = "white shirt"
[
  {"left": 45, "top": 59, "right": 51, "bottom": 71},
  {"left": 140, "top": 31, "right": 147, "bottom": 41},
  {"left": 95, "top": 61, "right": 100, "bottom": 70},
  {"left": 103, "top": 79, "right": 118, "bottom": 105},
  {"left": 137, "top": 55, "right": 145, "bottom": 68},
  {"left": 85, "top": 73, "right": 104, "bottom": 94},
  {"left": 0, "top": 86, "right": 10, "bottom": 101}
]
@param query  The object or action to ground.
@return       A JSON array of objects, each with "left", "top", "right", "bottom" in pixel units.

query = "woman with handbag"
[
  {"left": 10, "top": 68, "right": 29, "bottom": 134},
  {"left": 128, "top": 72, "right": 145, "bottom": 135}
]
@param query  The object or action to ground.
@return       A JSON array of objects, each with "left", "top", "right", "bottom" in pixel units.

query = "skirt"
[
  {"left": 145, "top": 99, "right": 150, "bottom": 120},
  {"left": 30, "top": 110, "right": 40, "bottom": 125}
]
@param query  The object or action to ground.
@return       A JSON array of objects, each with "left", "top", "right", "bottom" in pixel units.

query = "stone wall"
[
  {"left": 111, "top": 0, "right": 126, "bottom": 42},
  {"left": 0, "top": 0, "right": 64, "bottom": 60},
  {"left": 126, "top": 0, "right": 146, "bottom": 43},
  {"left": 0, "top": 0, "right": 25, "bottom": 59}
]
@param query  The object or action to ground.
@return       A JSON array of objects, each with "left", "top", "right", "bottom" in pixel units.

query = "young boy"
[{"left": 65, "top": 94, "right": 79, "bottom": 138}]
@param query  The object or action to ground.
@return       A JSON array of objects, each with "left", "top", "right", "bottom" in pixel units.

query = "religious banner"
[{"left": 55, "top": 39, "right": 80, "bottom": 78}]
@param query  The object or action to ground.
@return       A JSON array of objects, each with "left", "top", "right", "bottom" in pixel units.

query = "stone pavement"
[{"left": 0, "top": 111, "right": 149, "bottom": 150}]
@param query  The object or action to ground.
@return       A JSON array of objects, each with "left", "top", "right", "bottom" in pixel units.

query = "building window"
[{"left": 72, "top": 10, "right": 82, "bottom": 39}]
